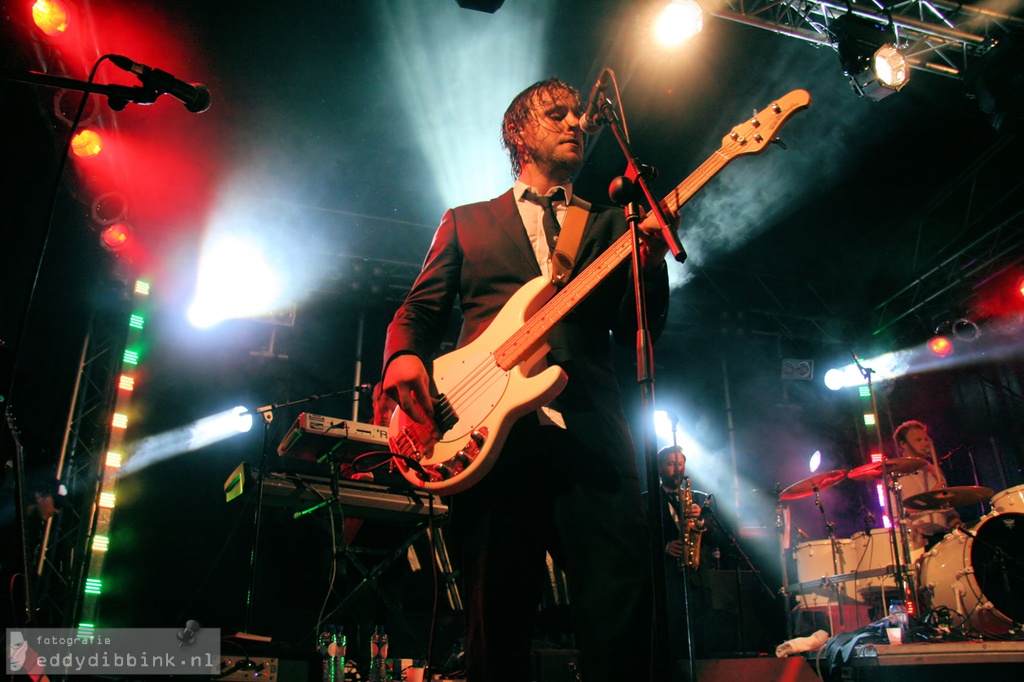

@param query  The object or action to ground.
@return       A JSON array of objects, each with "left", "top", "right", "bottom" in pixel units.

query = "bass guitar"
[{"left": 389, "top": 89, "right": 812, "bottom": 494}]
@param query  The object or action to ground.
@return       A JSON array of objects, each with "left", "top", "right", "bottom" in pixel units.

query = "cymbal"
[
  {"left": 780, "top": 470, "right": 847, "bottom": 501},
  {"left": 848, "top": 458, "right": 926, "bottom": 481},
  {"left": 904, "top": 486, "right": 995, "bottom": 511}
]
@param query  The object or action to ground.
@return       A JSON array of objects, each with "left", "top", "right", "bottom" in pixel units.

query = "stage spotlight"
[
  {"left": 71, "top": 129, "right": 103, "bottom": 157},
  {"left": 120, "top": 406, "right": 254, "bottom": 476},
  {"left": 1016, "top": 275, "right": 1024, "bottom": 299},
  {"left": 188, "top": 234, "right": 284, "bottom": 328},
  {"left": 455, "top": 0, "right": 504, "bottom": 12},
  {"left": 927, "top": 335, "right": 954, "bottom": 357},
  {"left": 54, "top": 89, "right": 96, "bottom": 127},
  {"left": 951, "top": 318, "right": 980, "bottom": 342},
  {"left": 809, "top": 450, "right": 821, "bottom": 473},
  {"left": 32, "top": 0, "right": 69, "bottom": 37},
  {"left": 92, "top": 191, "right": 129, "bottom": 226},
  {"left": 99, "top": 223, "right": 132, "bottom": 252},
  {"left": 833, "top": 14, "right": 909, "bottom": 100},
  {"left": 654, "top": 0, "right": 703, "bottom": 48}
]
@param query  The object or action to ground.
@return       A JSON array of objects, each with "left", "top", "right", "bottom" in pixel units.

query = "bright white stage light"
[
  {"left": 654, "top": 0, "right": 703, "bottom": 48},
  {"left": 121, "top": 406, "right": 254, "bottom": 476},
  {"left": 809, "top": 450, "right": 821, "bottom": 473},
  {"left": 188, "top": 234, "right": 283, "bottom": 328}
]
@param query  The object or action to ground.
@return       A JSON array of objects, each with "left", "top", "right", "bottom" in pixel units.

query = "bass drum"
[
  {"left": 919, "top": 511, "right": 1024, "bottom": 634},
  {"left": 990, "top": 484, "right": 1024, "bottom": 513}
]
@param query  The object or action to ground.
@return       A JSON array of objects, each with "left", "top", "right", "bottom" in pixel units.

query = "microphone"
[
  {"left": 579, "top": 71, "right": 610, "bottom": 135},
  {"left": 701, "top": 493, "right": 713, "bottom": 512},
  {"left": 109, "top": 55, "right": 211, "bottom": 113}
]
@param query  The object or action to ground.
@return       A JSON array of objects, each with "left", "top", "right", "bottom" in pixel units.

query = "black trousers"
[{"left": 451, "top": 416, "right": 654, "bottom": 682}]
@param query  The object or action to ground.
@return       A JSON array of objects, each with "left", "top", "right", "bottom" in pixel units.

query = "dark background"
[{"left": 2, "top": 0, "right": 1023, "bottom": 667}]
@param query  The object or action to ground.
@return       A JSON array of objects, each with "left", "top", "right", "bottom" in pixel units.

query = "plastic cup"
[{"left": 886, "top": 627, "right": 903, "bottom": 645}]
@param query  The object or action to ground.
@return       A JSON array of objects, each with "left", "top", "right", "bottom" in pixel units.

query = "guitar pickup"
[{"left": 432, "top": 393, "right": 459, "bottom": 435}]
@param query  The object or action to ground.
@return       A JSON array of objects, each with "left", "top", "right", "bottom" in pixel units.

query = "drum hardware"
[
  {"left": 879, "top": 466, "right": 921, "bottom": 613},
  {"left": 904, "top": 485, "right": 995, "bottom": 512},
  {"left": 841, "top": 458, "right": 922, "bottom": 614},
  {"left": 779, "top": 469, "right": 852, "bottom": 628}
]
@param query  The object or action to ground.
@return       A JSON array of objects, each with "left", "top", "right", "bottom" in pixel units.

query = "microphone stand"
[
  {"left": 598, "top": 70, "right": 682, "bottom": 682},
  {"left": 852, "top": 353, "right": 917, "bottom": 615},
  {"left": 0, "top": 68, "right": 180, "bottom": 110},
  {"left": 704, "top": 505, "right": 776, "bottom": 651},
  {"left": 243, "top": 385, "right": 370, "bottom": 633}
]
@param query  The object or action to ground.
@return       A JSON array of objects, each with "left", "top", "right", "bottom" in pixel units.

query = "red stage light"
[
  {"left": 927, "top": 336, "right": 953, "bottom": 357},
  {"left": 71, "top": 129, "right": 103, "bottom": 157},
  {"left": 100, "top": 223, "right": 132, "bottom": 251},
  {"left": 1016, "top": 275, "right": 1024, "bottom": 299},
  {"left": 32, "top": 0, "right": 69, "bottom": 36}
]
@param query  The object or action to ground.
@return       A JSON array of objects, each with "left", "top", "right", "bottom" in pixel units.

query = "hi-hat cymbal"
[
  {"left": 848, "top": 458, "right": 926, "bottom": 481},
  {"left": 780, "top": 469, "right": 848, "bottom": 501},
  {"left": 904, "top": 486, "right": 995, "bottom": 511}
]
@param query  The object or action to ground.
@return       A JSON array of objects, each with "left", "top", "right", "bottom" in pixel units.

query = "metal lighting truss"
[{"left": 712, "top": 0, "right": 1024, "bottom": 78}]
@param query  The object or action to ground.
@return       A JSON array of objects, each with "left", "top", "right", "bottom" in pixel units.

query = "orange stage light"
[
  {"left": 71, "top": 129, "right": 103, "bottom": 157},
  {"left": 32, "top": 0, "right": 69, "bottom": 36},
  {"left": 927, "top": 336, "right": 953, "bottom": 357},
  {"left": 100, "top": 223, "right": 132, "bottom": 251}
]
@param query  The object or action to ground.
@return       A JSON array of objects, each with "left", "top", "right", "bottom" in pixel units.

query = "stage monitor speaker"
[
  {"left": 532, "top": 648, "right": 579, "bottom": 682},
  {"left": 695, "top": 657, "right": 820, "bottom": 682}
]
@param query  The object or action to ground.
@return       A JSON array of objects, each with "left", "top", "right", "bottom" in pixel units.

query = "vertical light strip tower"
[{"left": 32, "top": 277, "right": 150, "bottom": 632}]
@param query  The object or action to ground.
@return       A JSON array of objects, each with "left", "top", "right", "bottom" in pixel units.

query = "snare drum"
[
  {"left": 919, "top": 510, "right": 1024, "bottom": 633},
  {"left": 990, "top": 484, "right": 1024, "bottom": 513}
]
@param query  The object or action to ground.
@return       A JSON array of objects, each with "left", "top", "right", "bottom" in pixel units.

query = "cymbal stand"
[
  {"left": 776, "top": 498, "right": 794, "bottom": 640},
  {"left": 882, "top": 472, "right": 918, "bottom": 612},
  {"left": 812, "top": 486, "right": 845, "bottom": 629}
]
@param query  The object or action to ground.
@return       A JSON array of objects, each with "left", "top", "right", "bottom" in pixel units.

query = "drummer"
[{"left": 893, "top": 420, "right": 961, "bottom": 546}]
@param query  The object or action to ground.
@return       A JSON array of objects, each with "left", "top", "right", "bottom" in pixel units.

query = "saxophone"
[{"left": 678, "top": 476, "right": 704, "bottom": 571}]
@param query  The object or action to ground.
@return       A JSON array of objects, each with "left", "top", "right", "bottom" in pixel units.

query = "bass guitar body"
[{"left": 389, "top": 276, "right": 568, "bottom": 494}]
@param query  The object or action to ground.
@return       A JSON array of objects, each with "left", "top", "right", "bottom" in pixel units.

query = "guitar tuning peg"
[{"left": 770, "top": 137, "right": 788, "bottom": 151}]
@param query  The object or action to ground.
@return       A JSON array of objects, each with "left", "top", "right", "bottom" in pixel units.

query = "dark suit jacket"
[{"left": 383, "top": 188, "right": 670, "bottom": 478}]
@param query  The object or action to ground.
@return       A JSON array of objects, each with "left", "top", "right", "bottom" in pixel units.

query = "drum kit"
[{"left": 778, "top": 459, "right": 1024, "bottom": 636}]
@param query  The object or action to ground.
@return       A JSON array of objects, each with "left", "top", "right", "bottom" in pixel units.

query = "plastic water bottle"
[
  {"left": 319, "top": 625, "right": 345, "bottom": 682},
  {"left": 888, "top": 600, "right": 909, "bottom": 634},
  {"left": 368, "top": 625, "right": 389, "bottom": 681}
]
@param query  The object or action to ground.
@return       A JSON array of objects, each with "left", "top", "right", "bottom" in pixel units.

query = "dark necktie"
[{"left": 523, "top": 188, "right": 565, "bottom": 253}]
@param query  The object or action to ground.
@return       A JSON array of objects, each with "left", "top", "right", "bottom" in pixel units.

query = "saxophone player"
[
  {"left": 658, "top": 446, "right": 708, "bottom": 563},
  {"left": 656, "top": 445, "right": 715, "bottom": 662}
]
